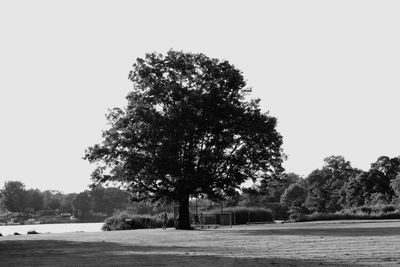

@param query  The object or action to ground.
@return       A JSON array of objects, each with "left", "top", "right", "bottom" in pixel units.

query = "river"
[{"left": 0, "top": 222, "right": 104, "bottom": 236}]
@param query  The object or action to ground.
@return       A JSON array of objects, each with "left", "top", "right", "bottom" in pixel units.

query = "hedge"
[
  {"left": 102, "top": 213, "right": 174, "bottom": 231},
  {"left": 300, "top": 205, "right": 400, "bottom": 222}
]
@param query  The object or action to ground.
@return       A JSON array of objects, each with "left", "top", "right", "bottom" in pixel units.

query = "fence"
[
  {"left": 173, "top": 202, "right": 233, "bottom": 228},
  {"left": 173, "top": 204, "right": 273, "bottom": 228}
]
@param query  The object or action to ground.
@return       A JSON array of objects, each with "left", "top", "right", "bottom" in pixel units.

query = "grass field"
[{"left": 1, "top": 220, "right": 400, "bottom": 266}]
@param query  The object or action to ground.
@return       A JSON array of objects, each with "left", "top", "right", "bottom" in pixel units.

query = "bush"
[
  {"left": 300, "top": 204, "right": 400, "bottom": 222},
  {"left": 288, "top": 207, "right": 306, "bottom": 222},
  {"left": 102, "top": 212, "right": 174, "bottom": 231},
  {"left": 360, "top": 207, "right": 371, "bottom": 214},
  {"left": 382, "top": 205, "right": 396, "bottom": 213},
  {"left": 104, "top": 207, "right": 274, "bottom": 230}
]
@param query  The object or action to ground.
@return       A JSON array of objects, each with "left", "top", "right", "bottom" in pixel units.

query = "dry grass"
[{"left": 1, "top": 220, "right": 400, "bottom": 266}]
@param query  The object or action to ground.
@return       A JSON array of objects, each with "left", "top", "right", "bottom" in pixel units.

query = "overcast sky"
[{"left": 1, "top": 1, "right": 399, "bottom": 193}]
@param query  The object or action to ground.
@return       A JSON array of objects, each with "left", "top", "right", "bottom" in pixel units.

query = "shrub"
[
  {"left": 360, "top": 207, "right": 371, "bottom": 214},
  {"left": 299, "top": 204, "right": 400, "bottom": 222},
  {"left": 102, "top": 213, "right": 174, "bottom": 231},
  {"left": 288, "top": 207, "right": 306, "bottom": 222},
  {"left": 382, "top": 205, "right": 396, "bottom": 213}
]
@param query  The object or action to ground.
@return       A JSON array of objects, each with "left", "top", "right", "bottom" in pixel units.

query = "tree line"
[
  {"left": 1, "top": 154, "right": 399, "bottom": 222},
  {"left": 242, "top": 155, "right": 400, "bottom": 220},
  {"left": 0, "top": 181, "right": 130, "bottom": 220}
]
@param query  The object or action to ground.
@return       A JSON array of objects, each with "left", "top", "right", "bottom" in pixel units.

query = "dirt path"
[{"left": 1, "top": 220, "right": 400, "bottom": 266}]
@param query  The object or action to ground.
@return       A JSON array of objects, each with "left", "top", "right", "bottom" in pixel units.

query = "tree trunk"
[{"left": 176, "top": 195, "right": 192, "bottom": 230}]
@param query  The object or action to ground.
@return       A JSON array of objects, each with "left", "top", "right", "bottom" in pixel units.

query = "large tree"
[{"left": 84, "top": 50, "right": 284, "bottom": 229}]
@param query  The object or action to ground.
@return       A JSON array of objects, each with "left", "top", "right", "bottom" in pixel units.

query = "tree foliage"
[
  {"left": 280, "top": 183, "right": 306, "bottom": 208},
  {"left": 0, "top": 181, "right": 27, "bottom": 212},
  {"left": 259, "top": 172, "right": 301, "bottom": 203},
  {"left": 84, "top": 50, "right": 284, "bottom": 229},
  {"left": 0, "top": 181, "right": 128, "bottom": 220},
  {"left": 26, "top": 189, "right": 44, "bottom": 212},
  {"left": 72, "top": 191, "right": 91, "bottom": 219},
  {"left": 90, "top": 186, "right": 130, "bottom": 216},
  {"left": 390, "top": 174, "right": 400, "bottom": 203},
  {"left": 304, "top": 156, "right": 359, "bottom": 212},
  {"left": 341, "top": 156, "right": 400, "bottom": 207}
]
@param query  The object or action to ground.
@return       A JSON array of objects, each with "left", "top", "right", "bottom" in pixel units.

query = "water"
[{"left": 0, "top": 222, "right": 104, "bottom": 236}]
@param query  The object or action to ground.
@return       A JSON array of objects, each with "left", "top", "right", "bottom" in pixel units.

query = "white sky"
[{"left": 0, "top": 1, "right": 399, "bottom": 193}]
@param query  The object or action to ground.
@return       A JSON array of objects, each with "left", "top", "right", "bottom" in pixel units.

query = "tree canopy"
[
  {"left": 84, "top": 50, "right": 284, "bottom": 229},
  {"left": 0, "top": 181, "right": 27, "bottom": 212},
  {"left": 304, "top": 156, "right": 359, "bottom": 213}
]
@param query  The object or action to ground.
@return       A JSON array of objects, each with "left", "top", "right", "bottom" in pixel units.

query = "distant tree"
[
  {"left": 259, "top": 172, "right": 301, "bottom": 203},
  {"left": 343, "top": 156, "right": 400, "bottom": 207},
  {"left": 0, "top": 197, "right": 4, "bottom": 211},
  {"left": 224, "top": 190, "right": 241, "bottom": 207},
  {"left": 370, "top": 156, "right": 400, "bottom": 181},
  {"left": 72, "top": 191, "right": 91, "bottom": 219},
  {"left": 26, "top": 189, "right": 44, "bottom": 213},
  {"left": 239, "top": 172, "right": 301, "bottom": 220},
  {"left": 357, "top": 169, "right": 393, "bottom": 205},
  {"left": 41, "top": 190, "right": 62, "bottom": 211},
  {"left": 240, "top": 186, "right": 264, "bottom": 207},
  {"left": 127, "top": 201, "right": 157, "bottom": 215},
  {"left": 90, "top": 187, "right": 129, "bottom": 216},
  {"left": 343, "top": 173, "right": 366, "bottom": 207},
  {"left": 280, "top": 183, "right": 307, "bottom": 208},
  {"left": 102, "top": 187, "right": 129, "bottom": 215},
  {"left": 368, "top": 156, "right": 400, "bottom": 203},
  {"left": 280, "top": 183, "right": 307, "bottom": 221},
  {"left": 304, "top": 169, "right": 330, "bottom": 212},
  {"left": 89, "top": 187, "right": 105, "bottom": 215},
  {"left": 84, "top": 50, "right": 284, "bottom": 229},
  {"left": 305, "top": 156, "right": 358, "bottom": 212},
  {"left": 48, "top": 197, "right": 61, "bottom": 211},
  {"left": 0, "top": 181, "right": 27, "bottom": 212},
  {"left": 60, "top": 193, "right": 77, "bottom": 213},
  {"left": 390, "top": 174, "right": 400, "bottom": 203}
]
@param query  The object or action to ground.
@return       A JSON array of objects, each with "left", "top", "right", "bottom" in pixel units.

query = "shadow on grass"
[
  {"left": 231, "top": 226, "right": 400, "bottom": 237},
  {"left": 0, "top": 239, "right": 356, "bottom": 267}
]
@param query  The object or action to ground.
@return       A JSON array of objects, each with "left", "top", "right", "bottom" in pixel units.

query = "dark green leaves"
[{"left": 84, "top": 50, "right": 284, "bottom": 203}]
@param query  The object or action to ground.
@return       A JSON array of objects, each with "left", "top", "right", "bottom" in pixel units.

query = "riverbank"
[
  {"left": 1, "top": 220, "right": 400, "bottom": 266},
  {"left": 0, "top": 222, "right": 103, "bottom": 236}
]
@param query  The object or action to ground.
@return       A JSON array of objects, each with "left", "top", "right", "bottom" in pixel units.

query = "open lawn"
[{"left": 1, "top": 220, "right": 400, "bottom": 266}]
